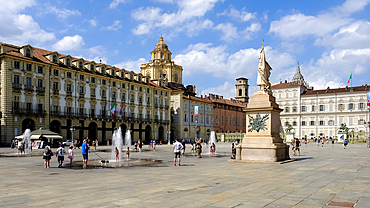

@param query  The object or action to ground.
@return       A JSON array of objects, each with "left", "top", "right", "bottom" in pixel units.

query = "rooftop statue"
[{"left": 256, "top": 40, "right": 273, "bottom": 94}]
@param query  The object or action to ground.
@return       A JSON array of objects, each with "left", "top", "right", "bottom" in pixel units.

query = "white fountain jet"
[
  {"left": 111, "top": 127, "right": 123, "bottom": 161},
  {"left": 124, "top": 129, "right": 132, "bottom": 150},
  {"left": 24, "top": 129, "right": 32, "bottom": 155}
]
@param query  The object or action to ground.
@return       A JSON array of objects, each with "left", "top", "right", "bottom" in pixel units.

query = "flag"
[
  {"left": 347, "top": 73, "right": 352, "bottom": 83},
  {"left": 367, "top": 92, "right": 370, "bottom": 106},
  {"left": 119, "top": 103, "right": 123, "bottom": 115},
  {"left": 111, "top": 102, "right": 116, "bottom": 119},
  {"left": 194, "top": 106, "right": 198, "bottom": 116}
]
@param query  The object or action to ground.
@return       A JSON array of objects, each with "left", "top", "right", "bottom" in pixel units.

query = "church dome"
[
  {"left": 154, "top": 37, "right": 168, "bottom": 51},
  {"left": 293, "top": 64, "right": 303, "bottom": 80}
]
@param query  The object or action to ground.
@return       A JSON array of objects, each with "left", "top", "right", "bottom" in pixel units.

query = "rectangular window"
[
  {"left": 14, "top": 61, "right": 20, "bottom": 69},
  {"left": 329, "top": 120, "right": 334, "bottom": 125},
  {"left": 102, "top": 90, "right": 106, "bottom": 97},
  {"left": 338, "top": 104, "right": 344, "bottom": 110},
  {"left": 38, "top": 66, "right": 43, "bottom": 73},
  {"left": 112, "top": 81, "right": 116, "bottom": 87},
  {"left": 147, "top": 88, "right": 149, "bottom": 93},
  {"left": 310, "top": 121, "right": 315, "bottom": 126},
  {"left": 67, "top": 72, "right": 72, "bottom": 78},
  {"left": 67, "top": 84, "right": 71, "bottom": 92},
  {"left": 139, "top": 87, "right": 142, "bottom": 91},
  {"left": 319, "top": 121, "right": 324, "bottom": 125},
  {"left": 320, "top": 105, "right": 324, "bottom": 111},
  {"left": 91, "top": 77, "right": 95, "bottom": 83},
  {"left": 26, "top": 77, "right": 32, "bottom": 86},
  {"left": 37, "top": 104, "right": 43, "bottom": 113},
  {"left": 359, "top": 103, "right": 364, "bottom": 109},
  {"left": 91, "top": 88, "right": 95, "bottom": 96},
  {"left": 80, "top": 75, "right": 84, "bottom": 81},
  {"left": 122, "top": 93, "right": 125, "bottom": 100},
  {"left": 285, "top": 107, "right": 289, "bottom": 113},
  {"left": 26, "top": 103, "right": 32, "bottom": 111},
  {"left": 131, "top": 85, "right": 134, "bottom": 90},
  {"left": 349, "top": 103, "right": 354, "bottom": 110},
  {"left": 53, "top": 69, "right": 59, "bottom": 76},
  {"left": 14, "top": 75, "right": 19, "bottom": 84},
  {"left": 301, "top": 121, "right": 306, "bottom": 126},
  {"left": 112, "top": 92, "right": 116, "bottom": 99},
  {"left": 79, "top": 86, "right": 84, "bottom": 94},
  {"left": 122, "top": 83, "right": 125, "bottom": 89},
  {"left": 37, "top": 79, "right": 43, "bottom": 87},
  {"left": 292, "top": 107, "right": 297, "bottom": 112},
  {"left": 53, "top": 82, "right": 58, "bottom": 90},
  {"left": 102, "top": 79, "right": 106, "bottom": 85},
  {"left": 302, "top": 106, "right": 306, "bottom": 112},
  {"left": 312, "top": 105, "right": 315, "bottom": 112},
  {"left": 131, "top": 94, "right": 134, "bottom": 101},
  {"left": 26, "top": 64, "right": 32, "bottom": 71}
]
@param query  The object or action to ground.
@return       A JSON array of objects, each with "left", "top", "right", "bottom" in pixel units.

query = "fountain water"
[
  {"left": 111, "top": 127, "right": 123, "bottom": 161},
  {"left": 23, "top": 129, "right": 32, "bottom": 155},
  {"left": 209, "top": 131, "right": 216, "bottom": 154},
  {"left": 124, "top": 129, "right": 132, "bottom": 149}
]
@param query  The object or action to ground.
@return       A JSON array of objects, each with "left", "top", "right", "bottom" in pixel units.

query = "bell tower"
[
  {"left": 235, "top": 77, "right": 249, "bottom": 103},
  {"left": 141, "top": 37, "right": 183, "bottom": 84}
]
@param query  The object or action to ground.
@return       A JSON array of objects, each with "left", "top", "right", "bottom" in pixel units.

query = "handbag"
[{"left": 49, "top": 149, "right": 54, "bottom": 156}]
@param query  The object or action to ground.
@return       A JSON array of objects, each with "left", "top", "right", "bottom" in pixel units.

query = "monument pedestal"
[
  {"left": 285, "top": 132, "right": 294, "bottom": 143},
  {"left": 236, "top": 92, "right": 290, "bottom": 162}
]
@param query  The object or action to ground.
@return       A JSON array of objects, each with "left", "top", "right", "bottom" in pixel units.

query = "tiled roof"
[
  {"left": 271, "top": 82, "right": 301, "bottom": 88},
  {"left": 303, "top": 85, "right": 370, "bottom": 95},
  {"left": 183, "top": 95, "right": 213, "bottom": 104}
]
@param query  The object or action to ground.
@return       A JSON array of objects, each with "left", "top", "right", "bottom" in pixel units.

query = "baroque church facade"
[{"left": 272, "top": 64, "right": 370, "bottom": 139}]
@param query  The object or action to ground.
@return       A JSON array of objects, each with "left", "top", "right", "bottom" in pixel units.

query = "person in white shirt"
[
  {"left": 68, "top": 145, "right": 74, "bottom": 168},
  {"left": 172, "top": 139, "right": 183, "bottom": 166},
  {"left": 56, "top": 144, "right": 66, "bottom": 168}
]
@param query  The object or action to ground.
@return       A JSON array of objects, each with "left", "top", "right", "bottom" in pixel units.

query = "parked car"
[{"left": 62, "top": 140, "right": 73, "bottom": 146}]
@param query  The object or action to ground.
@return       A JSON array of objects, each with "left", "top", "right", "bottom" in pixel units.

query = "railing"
[
  {"left": 12, "top": 83, "right": 22, "bottom": 92},
  {"left": 25, "top": 85, "right": 33, "bottom": 92},
  {"left": 101, "top": 96, "right": 106, "bottom": 102},
  {"left": 79, "top": 94, "right": 84, "bottom": 98},
  {"left": 36, "top": 87, "right": 45, "bottom": 92},
  {"left": 50, "top": 111, "right": 62, "bottom": 116},
  {"left": 138, "top": 101, "right": 143, "bottom": 106},
  {"left": 154, "top": 103, "right": 159, "bottom": 108},
  {"left": 130, "top": 99, "right": 135, "bottom": 103},
  {"left": 66, "top": 91, "right": 72, "bottom": 97},
  {"left": 143, "top": 118, "right": 152, "bottom": 123},
  {"left": 53, "top": 89, "right": 59, "bottom": 95},
  {"left": 12, "top": 107, "right": 47, "bottom": 115}
]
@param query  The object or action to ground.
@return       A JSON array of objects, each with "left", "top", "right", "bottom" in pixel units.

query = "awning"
[
  {"left": 30, "top": 135, "right": 63, "bottom": 140},
  {"left": 15, "top": 127, "right": 63, "bottom": 140}
]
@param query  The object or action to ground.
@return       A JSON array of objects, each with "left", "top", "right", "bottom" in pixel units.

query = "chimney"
[{"left": 285, "top": 80, "right": 287, "bottom": 83}]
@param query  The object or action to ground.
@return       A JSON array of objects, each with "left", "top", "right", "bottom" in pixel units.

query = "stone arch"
[
  {"left": 50, "top": 120, "right": 61, "bottom": 134},
  {"left": 22, "top": 118, "right": 36, "bottom": 133},
  {"left": 158, "top": 126, "right": 164, "bottom": 142},
  {"left": 145, "top": 125, "right": 152, "bottom": 144},
  {"left": 88, "top": 122, "right": 98, "bottom": 142}
]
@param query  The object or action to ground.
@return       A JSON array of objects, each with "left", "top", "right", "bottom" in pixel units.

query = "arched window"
[
  {"left": 239, "top": 89, "right": 242, "bottom": 96},
  {"left": 52, "top": 55, "right": 57, "bottom": 63},
  {"left": 184, "top": 127, "right": 188, "bottom": 131},
  {"left": 79, "top": 62, "right": 83, "bottom": 69},
  {"left": 66, "top": 59, "right": 70, "bottom": 66},
  {"left": 25, "top": 49, "right": 31, "bottom": 57}
]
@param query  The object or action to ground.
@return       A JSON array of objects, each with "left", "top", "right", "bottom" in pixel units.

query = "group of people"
[
  {"left": 114, "top": 146, "right": 130, "bottom": 162},
  {"left": 42, "top": 142, "right": 74, "bottom": 168},
  {"left": 134, "top": 140, "right": 143, "bottom": 152}
]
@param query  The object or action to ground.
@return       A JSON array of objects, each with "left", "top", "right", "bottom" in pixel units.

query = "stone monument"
[
  {"left": 285, "top": 124, "right": 295, "bottom": 143},
  {"left": 236, "top": 41, "right": 290, "bottom": 162}
]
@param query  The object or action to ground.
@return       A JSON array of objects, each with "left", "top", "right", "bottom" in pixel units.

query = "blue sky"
[{"left": 1, "top": 0, "right": 370, "bottom": 98}]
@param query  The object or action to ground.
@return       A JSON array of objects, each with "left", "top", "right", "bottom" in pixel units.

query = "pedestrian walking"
[
  {"left": 231, "top": 143, "right": 236, "bottom": 159},
  {"left": 82, "top": 139, "right": 89, "bottom": 169},
  {"left": 322, "top": 138, "right": 325, "bottom": 147},
  {"left": 196, "top": 139, "right": 202, "bottom": 158},
  {"left": 344, "top": 139, "right": 348, "bottom": 149},
  {"left": 43, "top": 143, "right": 52, "bottom": 168},
  {"left": 318, "top": 138, "right": 320, "bottom": 146},
  {"left": 17, "top": 140, "right": 23, "bottom": 156},
  {"left": 126, "top": 147, "right": 130, "bottom": 161},
  {"left": 181, "top": 139, "right": 186, "bottom": 157},
  {"left": 153, "top": 140, "right": 156, "bottom": 151},
  {"left": 173, "top": 139, "right": 183, "bottom": 166},
  {"left": 294, "top": 138, "right": 301, "bottom": 156},
  {"left": 138, "top": 140, "right": 142, "bottom": 152},
  {"left": 56, "top": 144, "right": 66, "bottom": 168},
  {"left": 134, "top": 142, "right": 138, "bottom": 152},
  {"left": 68, "top": 145, "right": 74, "bottom": 168},
  {"left": 332, "top": 138, "right": 335, "bottom": 147},
  {"left": 115, "top": 147, "right": 119, "bottom": 163}
]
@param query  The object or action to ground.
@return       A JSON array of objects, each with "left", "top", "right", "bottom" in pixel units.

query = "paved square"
[{"left": 1, "top": 142, "right": 370, "bottom": 208}]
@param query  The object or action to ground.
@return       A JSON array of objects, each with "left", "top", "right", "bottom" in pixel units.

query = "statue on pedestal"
[{"left": 256, "top": 40, "right": 272, "bottom": 94}]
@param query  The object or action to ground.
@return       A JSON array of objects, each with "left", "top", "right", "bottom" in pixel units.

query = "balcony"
[
  {"left": 130, "top": 99, "right": 135, "bottom": 103},
  {"left": 77, "top": 112, "right": 87, "bottom": 118},
  {"left": 12, "top": 107, "right": 46, "bottom": 116},
  {"left": 138, "top": 101, "right": 143, "bottom": 106},
  {"left": 66, "top": 91, "right": 72, "bottom": 98},
  {"left": 143, "top": 118, "right": 152, "bottom": 123},
  {"left": 50, "top": 111, "right": 62, "bottom": 116},
  {"left": 79, "top": 94, "right": 85, "bottom": 99},
  {"left": 25, "top": 85, "right": 33, "bottom": 92},
  {"left": 12, "top": 83, "right": 22, "bottom": 92},
  {"left": 36, "top": 87, "right": 45, "bottom": 95},
  {"left": 154, "top": 103, "right": 159, "bottom": 108},
  {"left": 53, "top": 89, "right": 59, "bottom": 95},
  {"left": 65, "top": 112, "right": 74, "bottom": 117},
  {"left": 101, "top": 96, "right": 106, "bottom": 102}
]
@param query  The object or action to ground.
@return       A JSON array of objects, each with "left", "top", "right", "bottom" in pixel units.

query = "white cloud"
[
  {"left": 92, "top": 57, "right": 108, "bottom": 65},
  {"left": 214, "top": 23, "right": 238, "bottom": 41},
  {"left": 88, "top": 45, "right": 106, "bottom": 55},
  {"left": 0, "top": 0, "right": 55, "bottom": 45},
  {"left": 52, "top": 35, "right": 84, "bottom": 51},
  {"left": 217, "top": 7, "right": 256, "bottom": 22},
  {"left": 174, "top": 42, "right": 295, "bottom": 83},
  {"left": 109, "top": 0, "right": 128, "bottom": 9},
  {"left": 43, "top": 3, "right": 81, "bottom": 19},
  {"left": 101, "top": 20, "right": 122, "bottom": 31},
  {"left": 131, "top": 0, "right": 219, "bottom": 35},
  {"left": 203, "top": 82, "right": 236, "bottom": 99},
  {"left": 84, "top": 17, "right": 98, "bottom": 27},
  {"left": 114, "top": 58, "right": 147, "bottom": 72},
  {"left": 315, "top": 20, "right": 370, "bottom": 49},
  {"left": 242, "top": 22, "right": 261, "bottom": 40},
  {"left": 269, "top": 0, "right": 370, "bottom": 39}
]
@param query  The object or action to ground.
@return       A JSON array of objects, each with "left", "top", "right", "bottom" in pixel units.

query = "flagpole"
[{"left": 351, "top": 71, "right": 352, "bottom": 88}]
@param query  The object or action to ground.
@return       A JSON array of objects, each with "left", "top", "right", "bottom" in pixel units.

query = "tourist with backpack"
[
  {"left": 43, "top": 143, "right": 52, "bottom": 168},
  {"left": 344, "top": 139, "right": 348, "bottom": 149},
  {"left": 56, "top": 143, "right": 66, "bottom": 168}
]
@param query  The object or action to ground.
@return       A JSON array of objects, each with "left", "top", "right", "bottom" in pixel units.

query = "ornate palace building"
[
  {"left": 0, "top": 42, "right": 171, "bottom": 145},
  {"left": 272, "top": 64, "right": 370, "bottom": 139}
]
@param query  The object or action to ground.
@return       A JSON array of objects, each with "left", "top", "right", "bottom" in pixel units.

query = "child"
[
  {"left": 153, "top": 141, "right": 156, "bottom": 151},
  {"left": 134, "top": 142, "right": 138, "bottom": 152},
  {"left": 126, "top": 147, "right": 130, "bottom": 161},
  {"left": 68, "top": 145, "right": 74, "bottom": 168},
  {"left": 115, "top": 147, "right": 119, "bottom": 163},
  {"left": 56, "top": 143, "right": 66, "bottom": 168}
]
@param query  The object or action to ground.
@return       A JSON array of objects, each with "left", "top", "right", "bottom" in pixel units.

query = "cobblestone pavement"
[{"left": 0, "top": 142, "right": 370, "bottom": 208}]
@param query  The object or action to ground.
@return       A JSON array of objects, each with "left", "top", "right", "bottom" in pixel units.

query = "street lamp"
[{"left": 70, "top": 126, "right": 76, "bottom": 148}]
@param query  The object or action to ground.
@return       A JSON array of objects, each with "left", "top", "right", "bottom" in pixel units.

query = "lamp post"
[
  {"left": 167, "top": 130, "right": 171, "bottom": 144},
  {"left": 70, "top": 126, "right": 76, "bottom": 148}
]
